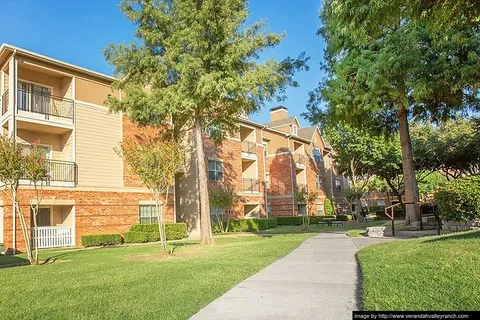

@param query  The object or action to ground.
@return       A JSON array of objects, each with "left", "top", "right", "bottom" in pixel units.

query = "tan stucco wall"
[
  {"left": 17, "top": 67, "right": 64, "bottom": 97},
  {"left": 16, "top": 129, "right": 72, "bottom": 161},
  {"left": 75, "top": 77, "right": 119, "bottom": 106},
  {"left": 75, "top": 102, "right": 123, "bottom": 188}
]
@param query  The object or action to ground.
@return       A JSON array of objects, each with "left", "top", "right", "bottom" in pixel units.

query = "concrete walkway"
[{"left": 191, "top": 232, "right": 396, "bottom": 320}]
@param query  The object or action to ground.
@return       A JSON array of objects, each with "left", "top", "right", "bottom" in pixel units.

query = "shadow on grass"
[
  {"left": 421, "top": 230, "right": 480, "bottom": 243},
  {"left": 355, "top": 252, "right": 364, "bottom": 311},
  {"left": 0, "top": 255, "right": 30, "bottom": 268}
]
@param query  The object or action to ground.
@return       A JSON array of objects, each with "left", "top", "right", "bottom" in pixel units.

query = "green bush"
[
  {"left": 435, "top": 175, "right": 480, "bottom": 221},
  {"left": 81, "top": 234, "right": 123, "bottom": 247},
  {"left": 277, "top": 215, "right": 337, "bottom": 226},
  {"left": 267, "top": 218, "right": 278, "bottom": 228},
  {"left": 124, "top": 232, "right": 161, "bottom": 243},
  {"left": 129, "top": 223, "right": 188, "bottom": 240},
  {"left": 336, "top": 215, "right": 349, "bottom": 221},
  {"left": 375, "top": 208, "right": 405, "bottom": 220},
  {"left": 324, "top": 198, "right": 337, "bottom": 215}
]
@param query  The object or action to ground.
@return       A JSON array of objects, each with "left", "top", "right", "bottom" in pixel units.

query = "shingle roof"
[
  {"left": 298, "top": 127, "right": 317, "bottom": 140},
  {"left": 264, "top": 116, "right": 296, "bottom": 128}
]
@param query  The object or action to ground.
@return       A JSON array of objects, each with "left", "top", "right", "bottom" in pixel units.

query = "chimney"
[{"left": 269, "top": 106, "right": 288, "bottom": 122}]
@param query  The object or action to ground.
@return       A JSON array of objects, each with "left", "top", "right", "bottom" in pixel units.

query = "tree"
[
  {"left": 411, "top": 119, "right": 480, "bottom": 180},
  {"left": 307, "top": 1, "right": 480, "bottom": 224},
  {"left": 0, "top": 136, "right": 48, "bottom": 264},
  {"left": 23, "top": 142, "right": 49, "bottom": 265},
  {"left": 208, "top": 186, "right": 239, "bottom": 233},
  {"left": 294, "top": 190, "right": 320, "bottom": 229},
  {"left": 118, "top": 136, "right": 184, "bottom": 255},
  {"left": 104, "top": 0, "right": 308, "bottom": 245}
]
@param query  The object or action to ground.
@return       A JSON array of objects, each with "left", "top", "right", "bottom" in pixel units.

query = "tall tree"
[
  {"left": 104, "top": 0, "right": 307, "bottom": 245},
  {"left": 306, "top": 1, "right": 480, "bottom": 224}
]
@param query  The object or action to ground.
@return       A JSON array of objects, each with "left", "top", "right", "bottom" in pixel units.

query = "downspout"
[
  {"left": 11, "top": 49, "right": 17, "bottom": 254},
  {"left": 288, "top": 138, "right": 294, "bottom": 216},
  {"left": 261, "top": 126, "right": 268, "bottom": 218}
]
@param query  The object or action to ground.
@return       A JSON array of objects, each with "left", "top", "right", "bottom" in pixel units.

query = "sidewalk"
[{"left": 191, "top": 232, "right": 395, "bottom": 320}]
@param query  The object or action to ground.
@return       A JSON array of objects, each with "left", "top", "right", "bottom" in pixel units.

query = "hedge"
[
  {"left": 276, "top": 215, "right": 336, "bottom": 226},
  {"left": 124, "top": 232, "right": 161, "bottom": 243},
  {"left": 129, "top": 223, "right": 188, "bottom": 240},
  {"left": 435, "top": 175, "right": 480, "bottom": 221},
  {"left": 81, "top": 234, "right": 123, "bottom": 247},
  {"left": 212, "top": 218, "right": 278, "bottom": 233}
]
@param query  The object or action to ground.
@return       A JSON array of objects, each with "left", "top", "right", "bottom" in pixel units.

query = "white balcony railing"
[{"left": 33, "top": 226, "right": 74, "bottom": 249}]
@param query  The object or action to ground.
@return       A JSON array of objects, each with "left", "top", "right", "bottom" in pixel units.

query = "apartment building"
[
  {"left": 0, "top": 44, "right": 174, "bottom": 254},
  {"left": 176, "top": 106, "right": 349, "bottom": 234},
  {"left": 0, "top": 44, "right": 348, "bottom": 253}
]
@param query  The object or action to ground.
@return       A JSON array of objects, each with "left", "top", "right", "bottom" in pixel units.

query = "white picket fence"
[{"left": 33, "top": 226, "right": 74, "bottom": 249}]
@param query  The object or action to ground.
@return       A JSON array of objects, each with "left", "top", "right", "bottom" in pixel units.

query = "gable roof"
[
  {"left": 297, "top": 127, "right": 317, "bottom": 140},
  {"left": 264, "top": 116, "right": 296, "bottom": 128}
]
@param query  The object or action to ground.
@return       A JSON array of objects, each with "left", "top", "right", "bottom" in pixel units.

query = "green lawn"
[
  {"left": 358, "top": 230, "right": 480, "bottom": 311},
  {"left": 0, "top": 234, "right": 312, "bottom": 320}
]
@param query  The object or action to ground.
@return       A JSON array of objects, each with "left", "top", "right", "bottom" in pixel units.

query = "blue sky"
[{"left": 0, "top": 0, "right": 324, "bottom": 127}]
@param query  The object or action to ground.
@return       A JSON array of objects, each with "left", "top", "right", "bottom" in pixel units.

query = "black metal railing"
[
  {"left": 243, "top": 178, "right": 260, "bottom": 192},
  {"left": 293, "top": 153, "right": 306, "bottom": 165},
  {"left": 296, "top": 183, "right": 307, "bottom": 193},
  {"left": 1, "top": 90, "right": 8, "bottom": 115},
  {"left": 17, "top": 88, "right": 74, "bottom": 120},
  {"left": 23, "top": 160, "right": 77, "bottom": 185},
  {"left": 241, "top": 140, "right": 257, "bottom": 155}
]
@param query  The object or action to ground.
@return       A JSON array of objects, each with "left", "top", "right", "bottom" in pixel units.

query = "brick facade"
[{"left": 2, "top": 188, "right": 174, "bottom": 254}]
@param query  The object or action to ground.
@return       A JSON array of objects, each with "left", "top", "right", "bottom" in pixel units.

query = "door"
[
  {"left": 35, "top": 208, "right": 51, "bottom": 227},
  {"left": 17, "top": 81, "right": 52, "bottom": 114}
]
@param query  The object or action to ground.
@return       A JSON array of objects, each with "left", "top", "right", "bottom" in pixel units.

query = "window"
[
  {"left": 335, "top": 178, "right": 342, "bottom": 192},
  {"left": 265, "top": 172, "right": 270, "bottom": 189},
  {"left": 291, "top": 124, "right": 298, "bottom": 135},
  {"left": 210, "top": 206, "right": 225, "bottom": 223},
  {"left": 17, "top": 81, "right": 52, "bottom": 114},
  {"left": 316, "top": 174, "right": 323, "bottom": 190},
  {"left": 317, "top": 203, "right": 324, "bottom": 216},
  {"left": 208, "top": 160, "right": 223, "bottom": 181},
  {"left": 313, "top": 148, "right": 323, "bottom": 164},
  {"left": 266, "top": 204, "right": 271, "bottom": 216},
  {"left": 139, "top": 205, "right": 159, "bottom": 224}
]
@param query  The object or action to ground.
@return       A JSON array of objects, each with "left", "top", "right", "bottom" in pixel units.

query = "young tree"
[
  {"left": 208, "top": 186, "right": 239, "bottom": 233},
  {"left": 306, "top": 1, "right": 480, "bottom": 224},
  {"left": 23, "top": 142, "right": 49, "bottom": 265},
  {"left": 104, "top": 0, "right": 308, "bottom": 245},
  {"left": 0, "top": 137, "right": 47, "bottom": 264},
  {"left": 294, "top": 190, "right": 320, "bottom": 229},
  {"left": 118, "top": 137, "right": 184, "bottom": 255}
]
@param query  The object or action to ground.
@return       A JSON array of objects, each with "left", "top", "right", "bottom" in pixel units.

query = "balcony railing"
[
  {"left": 17, "top": 88, "right": 74, "bottom": 120},
  {"left": 293, "top": 153, "right": 306, "bottom": 165},
  {"left": 1, "top": 90, "right": 8, "bottom": 116},
  {"left": 243, "top": 178, "right": 260, "bottom": 192},
  {"left": 23, "top": 160, "right": 77, "bottom": 185},
  {"left": 241, "top": 140, "right": 257, "bottom": 155},
  {"left": 33, "top": 226, "right": 74, "bottom": 249}
]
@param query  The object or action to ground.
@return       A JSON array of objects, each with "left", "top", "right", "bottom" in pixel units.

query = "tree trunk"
[
  {"left": 355, "top": 198, "right": 363, "bottom": 223},
  {"left": 194, "top": 117, "right": 214, "bottom": 245},
  {"left": 398, "top": 106, "right": 420, "bottom": 225}
]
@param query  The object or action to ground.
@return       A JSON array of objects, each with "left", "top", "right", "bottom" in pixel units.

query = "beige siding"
[
  {"left": 75, "top": 77, "right": 119, "bottom": 106},
  {"left": 16, "top": 129, "right": 72, "bottom": 161},
  {"left": 263, "top": 131, "right": 288, "bottom": 154},
  {"left": 3, "top": 72, "right": 8, "bottom": 92},
  {"left": 242, "top": 160, "right": 257, "bottom": 179},
  {"left": 17, "top": 67, "right": 64, "bottom": 97},
  {"left": 75, "top": 102, "right": 122, "bottom": 188}
]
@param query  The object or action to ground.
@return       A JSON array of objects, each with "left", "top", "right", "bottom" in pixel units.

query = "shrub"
[
  {"left": 277, "top": 215, "right": 337, "bottom": 226},
  {"left": 81, "top": 234, "right": 123, "bottom": 247},
  {"left": 336, "top": 215, "right": 349, "bottom": 221},
  {"left": 435, "top": 175, "right": 480, "bottom": 221},
  {"left": 324, "top": 198, "right": 337, "bottom": 215},
  {"left": 267, "top": 218, "right": 278, "bottom": 228},
  {"left": 124, "top": 232, "right": 161, "bottom": 243},
  {"left": 129, "top": 223, "right": 188, "bottom": 240}
]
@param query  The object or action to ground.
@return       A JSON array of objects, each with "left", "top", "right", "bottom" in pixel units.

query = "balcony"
[
  {"left": 1, "top": 90, "right": 8, "bottom": 116},
  {"left": 293, "top": 153, "right": 306, "bottom": 169},
  {"left": 241, "top": 140, "right": 257, "bottom": 160},
  {"left": 22, "top": 160, "right": 77, "bottom": 187},
  {"left": 17, "top": 88, "right": 74, "bottom": 121},
  {"left": 243, "top": 178, "right": 260, "bottom": 193}
]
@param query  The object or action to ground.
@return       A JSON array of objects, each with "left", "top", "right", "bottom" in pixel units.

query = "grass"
[
  {"left": 0, "top": 233, "right": 312, "bottom": 320},
  {"left": 346, "top": 229, "right": 366, "bottom": 237},
  {"left": 357, "top": 230, "right": 480, "bottom": 311}
]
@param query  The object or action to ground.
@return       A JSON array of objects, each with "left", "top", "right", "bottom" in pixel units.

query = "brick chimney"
[{"left": 270, "top": 106, "right": 288, "bottom": 122}]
